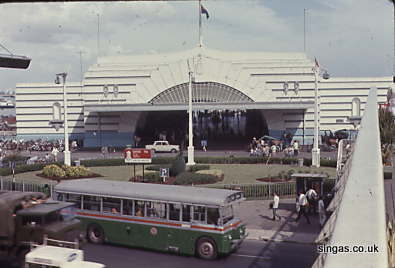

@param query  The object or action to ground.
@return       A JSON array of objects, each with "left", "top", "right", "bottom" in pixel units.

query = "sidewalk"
[{"left": 237, "top": 199, "right": 321, "bottom": 244}]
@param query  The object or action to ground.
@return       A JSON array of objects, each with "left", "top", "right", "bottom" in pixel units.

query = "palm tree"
[{"left": 379, "top": 107, "right": 395, "bottom": 164}]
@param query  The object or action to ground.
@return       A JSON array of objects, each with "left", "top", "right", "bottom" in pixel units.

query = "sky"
[{"left": 0, "top": 0, "right": 393, "bottom": 91}]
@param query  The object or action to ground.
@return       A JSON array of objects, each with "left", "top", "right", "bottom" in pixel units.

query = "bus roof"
[{"left": 55, "top": 179, "right": 244, "bottom": 206}]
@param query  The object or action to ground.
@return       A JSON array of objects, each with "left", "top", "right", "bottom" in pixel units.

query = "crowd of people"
[
  {"left": 249, "top": 137, "right": 300, "bottom": 158},
  {"left": 0, "top": 139, "right": 65, "bottom": 152}
]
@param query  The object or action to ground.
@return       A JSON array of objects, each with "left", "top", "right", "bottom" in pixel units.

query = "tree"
[{"left": 379, "top": 107, "right": 395, "bottom": 164}]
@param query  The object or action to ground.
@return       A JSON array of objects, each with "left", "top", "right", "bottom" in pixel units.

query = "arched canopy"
[{"left": 149, "top": 82, "right": 254, "bottom": 105}]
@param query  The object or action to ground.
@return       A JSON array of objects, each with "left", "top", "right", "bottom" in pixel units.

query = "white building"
[{"left": 15, "top": 46, "right": 391, "bottom": 147}]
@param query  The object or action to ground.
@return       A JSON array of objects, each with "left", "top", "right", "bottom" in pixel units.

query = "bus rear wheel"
[
  {"left": 87, "top": 224, "right": 105, "bottom": 244},
  {"left": 196, "top": 237, "right": 217, "bottom": 260}
]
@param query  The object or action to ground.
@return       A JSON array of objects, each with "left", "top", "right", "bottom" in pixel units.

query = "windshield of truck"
[
  {"left": 22, "top": 216, "right": 42, "bottom": 227},
  {"left": 221, "top": 205, "right": 234, "bottom": 224}
]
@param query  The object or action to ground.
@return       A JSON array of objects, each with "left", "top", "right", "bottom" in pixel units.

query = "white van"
[{"left": 25, "top": 238, "right": 105, "bottom": 268}]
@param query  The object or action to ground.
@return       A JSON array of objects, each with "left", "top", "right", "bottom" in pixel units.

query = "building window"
[{"left": 351, "top": 98, "right": 361, "bottom": 117}]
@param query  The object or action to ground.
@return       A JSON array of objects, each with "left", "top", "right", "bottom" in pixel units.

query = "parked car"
[{"left": 145, "top": 141, "right": 180, "bottom": 153}]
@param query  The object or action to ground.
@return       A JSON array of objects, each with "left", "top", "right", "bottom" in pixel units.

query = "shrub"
[
  {"left": 2, "top": 153, "right": 29, "bottom": 164},
  {"left": 63, "top": 165, "right": 93, "bottom": 178},
  {"left": 174, "top": 172, "right": 219, "bottom": 185},
  {"left": 146, "top": 164, "right": 171, "bottom": 171},
  {"left": 42, "top": 165, "right": 66, "bottom": 178},
  {"left": 188, "top": 165, "right": 210, "bottom": 172},
  {"left": 143, "top": 172, "right": 162, "bottom": 183},
  {"left": 170, "top": 153, "right": 186, "bottom": 177},
  {"left": 196, "top": 169, "right": 223, "bottom": 179}
]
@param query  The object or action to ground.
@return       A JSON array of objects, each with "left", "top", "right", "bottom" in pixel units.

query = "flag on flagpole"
[{"left": 201, "top": 4, "right": 209, "bottom": 19}]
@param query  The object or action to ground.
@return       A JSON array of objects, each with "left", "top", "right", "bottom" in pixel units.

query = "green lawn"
[{"left": 2, "top": 164, "right": 336, "bottom": 185}]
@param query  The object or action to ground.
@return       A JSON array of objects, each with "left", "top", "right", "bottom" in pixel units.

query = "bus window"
[
  {"left": 147, "top": 202, "right": 166, "bottom": 219},
  {"left": 182, "top": 205, "right": 191, "bottom": 222},
  {"left": 207, "top": 207, "right": 220, "bottom": 225},
  {"left": 169, "top": 203, "right": 180, "bottom": 221},
  {"left": 220, "top": 205, "right": 234, "bottom": 224},
  {"left": 193, "top": 206, "right": 206, "bottom": 223},
  {"left": 122, "top": 199, "right": 133, "bottom": 216},
  {"left": 83, "top": 195, "right": 101, "bottom": 211},
  {"left": 65, "top": 194, "right": 81, "bottom": 209},
  {"left": 103, "top": 197, "right": 121, "bottom": 213},
  {"left": 134, "top": 200, "right": 146, "bottom": 217}
]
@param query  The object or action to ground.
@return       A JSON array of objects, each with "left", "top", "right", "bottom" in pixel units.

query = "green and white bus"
[{"left": 53, "top": 178, "right": 247, "bottom": 259}]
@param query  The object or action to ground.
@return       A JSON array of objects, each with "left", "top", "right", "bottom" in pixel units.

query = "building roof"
[{"left": 54, "top": 179, "right": 243, "bottom": 206}]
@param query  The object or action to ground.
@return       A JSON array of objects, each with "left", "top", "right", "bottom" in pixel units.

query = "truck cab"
[
  {"left": 0, "top": 191, "right": 83, "bottom": 255},
  {"left": 15, "top": 201, "right": 82, "bottom": 246}
]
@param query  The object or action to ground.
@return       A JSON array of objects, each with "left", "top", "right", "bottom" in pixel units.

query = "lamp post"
[
  {"left": 312, "top": 66, "right": 320, "bottom": 167},
  {"left": 187, "top": 70, "right": 195, "bottom": 166},
  {"left": 312, "top": 63, "right": 330, "bottom": 168},
  {"left": 55, "top": 73, "right": 71, "bottom": 166}
]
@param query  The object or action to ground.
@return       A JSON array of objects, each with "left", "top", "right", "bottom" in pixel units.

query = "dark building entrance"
[{"left": 136, "top": 109, "right": 268, "bottom": 150}]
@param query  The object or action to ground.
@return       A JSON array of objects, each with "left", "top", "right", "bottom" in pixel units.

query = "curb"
[{"left": 246, "top": 230, "right": 318, "bottom": 245}]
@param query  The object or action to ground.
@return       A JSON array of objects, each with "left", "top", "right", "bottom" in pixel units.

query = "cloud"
[{"left": 0, "top": 0, "right": 392, "bottom": 91}]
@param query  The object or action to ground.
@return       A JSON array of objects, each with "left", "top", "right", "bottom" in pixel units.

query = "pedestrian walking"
[
  {"left": 51, "top": 146, "right": 59, "bottom": 162},
  {"left": 318, "top": 196, "right": 326, "bottom": 228},
  {"left": 306, "top": 188, "right": 318, "bottom": 214},
  {"left": 292, "top": 140, "right": 299, "bottom": 156},
  {"left": 295, "top": 192, "right": 310, "bottom": 224},
  {"left": 271, "top": 192, "right": 280, "bottom": 221}
]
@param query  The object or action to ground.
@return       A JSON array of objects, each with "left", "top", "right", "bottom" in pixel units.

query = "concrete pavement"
[{"left": 237, "top": 199, "right": 320, "bottom": 244}]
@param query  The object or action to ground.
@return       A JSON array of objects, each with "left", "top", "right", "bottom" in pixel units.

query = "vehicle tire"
[
  {"left": 87, "top": 224, "right": 105, "bottom": 244},
  {"left": 196, "top": 237, "right": 218, "bottom": 260},
  {"left": 171, "top": 149, "right": 177, "bottom": 153}
]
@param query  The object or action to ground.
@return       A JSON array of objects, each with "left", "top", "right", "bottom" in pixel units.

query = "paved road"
[{"left": 84, "top": 240, "right": 317, "bottom": 268}]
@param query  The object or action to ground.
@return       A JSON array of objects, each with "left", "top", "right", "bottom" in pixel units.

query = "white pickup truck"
[{"left": 145, "top": 141, "right": 180, "bottom": 153}]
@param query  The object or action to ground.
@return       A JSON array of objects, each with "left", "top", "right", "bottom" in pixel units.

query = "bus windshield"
[{"left": 221, "top": 205, "right": 234, "bottom": 224}]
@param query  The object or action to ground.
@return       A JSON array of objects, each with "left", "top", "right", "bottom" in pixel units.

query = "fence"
[
  {"left": 0, "top": 178, "right": 53, "bottom": 195},
  {"left": 205, "top": 182, "right": 297, "bottom": 200},
  {"left": 0, "top": 177, "right": 334, "bottom": 201}
]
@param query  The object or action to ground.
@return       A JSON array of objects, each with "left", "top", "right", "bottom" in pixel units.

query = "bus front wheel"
[
  {"left": 87, "top": 224, "right": 105, "bottom": 244},
  {"left": 196, "top": 237, "right": 218, "bottom": 260}
]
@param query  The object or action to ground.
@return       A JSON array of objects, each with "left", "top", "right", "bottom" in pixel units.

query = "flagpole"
[{"left": 198, "top": 0, "right": 202, "bottom": 47}]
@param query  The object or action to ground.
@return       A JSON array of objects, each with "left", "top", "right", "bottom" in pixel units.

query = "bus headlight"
[{"left": 228, "top": 234, "right": 232, "bottom": 240}]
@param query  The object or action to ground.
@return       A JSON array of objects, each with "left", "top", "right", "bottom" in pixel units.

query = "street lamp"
[
  {"left": 312, "top": 63, "right": 330, "bottom": 168},
  {"left": 55, "top": 73, "right": 71, "bottom": 166},
  {"left": 187, "top": 70, "right": 195, "bottom": 166}
]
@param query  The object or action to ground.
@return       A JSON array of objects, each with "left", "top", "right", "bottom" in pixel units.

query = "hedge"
[
  {"left": 174, "top": 172, "right": 219, "bottom": 185},
  {"left": 76, "top": 156, "right": 337, "bottom": 167},
  {"left": 80, "top": 157, "right": 175, "bottom": 167},
  {"left": 187, "top": 165, "right": 210, "bottom": 172}
]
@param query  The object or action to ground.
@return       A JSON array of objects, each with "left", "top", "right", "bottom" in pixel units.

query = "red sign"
[{"left": 124, "top": 148, "right": 152, "bottom": 164}]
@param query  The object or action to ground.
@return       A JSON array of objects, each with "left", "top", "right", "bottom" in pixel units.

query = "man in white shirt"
[
  {"left": 295, "top": 192, "right": 310, "bottom": 224},
  {"left": 272, "top": 192, "right": 280, "bottom": 221},
  {"left": 306, "top": 188, "right": 318, "bottom": 214}
]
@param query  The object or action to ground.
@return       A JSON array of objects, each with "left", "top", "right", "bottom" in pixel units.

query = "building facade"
[{"left": 15, "top": 47, "right": 391, "bottom": 147}]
